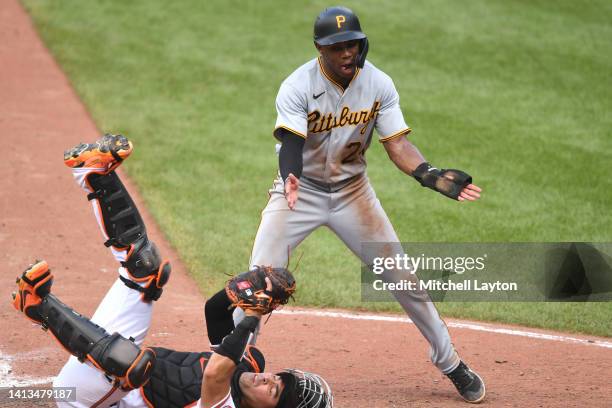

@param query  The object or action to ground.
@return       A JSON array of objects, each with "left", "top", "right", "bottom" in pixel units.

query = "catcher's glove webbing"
[
  {"left": 412, "top": 162, "right": 472, "bottom": 200},
  {"left": 225, "top": 266, "right": 296, "bottom": 315}
]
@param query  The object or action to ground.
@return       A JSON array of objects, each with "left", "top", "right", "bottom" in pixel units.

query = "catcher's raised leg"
[
  {"left": 51, "top": 134, "right": 170, "bottom": 406},
  {"left": 65, "top": 134, "right": 171, "bottom": 305}
]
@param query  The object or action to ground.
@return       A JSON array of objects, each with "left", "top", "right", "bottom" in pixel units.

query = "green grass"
[{"left": 21, "top": 0, "right": 612, "bottom": 337}]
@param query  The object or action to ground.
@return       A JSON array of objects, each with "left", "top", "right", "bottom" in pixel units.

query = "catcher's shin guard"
[
  {"left": 38, "top": 294, "right": 155, "bottom": 390},
  {"left": 12, "top": 260, "right": 54, "bottom": 324},
  {"left": 86, "top": 171, "right": 145, "bottom": 249},
  {"left": 85, "top": 170, "right": 171, "bottom": 301}
]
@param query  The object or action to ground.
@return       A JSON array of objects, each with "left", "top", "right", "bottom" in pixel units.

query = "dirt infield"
[{"left": 1, "top": 1, "right": 611, "bottom": 406}]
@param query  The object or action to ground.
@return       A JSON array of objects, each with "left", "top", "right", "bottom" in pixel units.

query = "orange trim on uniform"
[
  {"left": 244, "top": 345, "right": 261, "bottom": 373},
  {"left": 379, "top": 128, "right": 412, "bottom": 143},
  {"left": 274, "top": 125, "right": 307, "bottom": 141},
  {"left": 123, "top": 349, "right": 148, "bottom": 389},
  {"left": 87, "top": 354, "right": 105, "bottom": 371},
  {"left": 139, "top": 348, "right": 158, "bottom": 407},
  {"left": 140, "top": 387, "right": 155, "bottom": 408},
  {"left": 352, "top": 66, "right": 362, "bottom": 83},
  {"left": 91, "top": 383, "right": 120, "bottom": 408},
  {"left": 317, "top": 57, "right": 360, "bottom": 92}
]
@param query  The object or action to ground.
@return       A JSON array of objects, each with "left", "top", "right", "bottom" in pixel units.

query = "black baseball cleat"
[{"left": 446, "top": 361, "right": 486, "bottom": 403}]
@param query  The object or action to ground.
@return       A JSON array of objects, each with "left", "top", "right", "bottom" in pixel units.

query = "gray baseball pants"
[{"left": 234, "top": 173, "right": 460, "bottom": 373}]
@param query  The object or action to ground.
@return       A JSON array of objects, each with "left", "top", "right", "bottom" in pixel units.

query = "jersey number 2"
[{"left": 342, "top": 142, "right": 365, "bottom": 164}]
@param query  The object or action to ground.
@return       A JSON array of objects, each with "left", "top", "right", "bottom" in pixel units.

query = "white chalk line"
[
  {"left": 0, "top": 349, "right": 55, "bottom": 387},
  {"left": 275, "top": 309, "right": 612, "bottom": 349},
  {"left": 2, "top": 309, "right": 610, "bottom": 388}
]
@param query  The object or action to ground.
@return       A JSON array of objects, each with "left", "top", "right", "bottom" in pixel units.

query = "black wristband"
[
  {"left": 214, "top": 316, "right": 260, "bottom": 365},
  {"left": 412, "top": 162, "right": 472, "bottom": 200},
  {"left": 412, "top": 162, "right": 441, "bottom": 189}
]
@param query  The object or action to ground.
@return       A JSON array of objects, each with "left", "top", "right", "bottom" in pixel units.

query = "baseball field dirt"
[{"left": 1, "top": 1, "right": 610, "bottom": 406}]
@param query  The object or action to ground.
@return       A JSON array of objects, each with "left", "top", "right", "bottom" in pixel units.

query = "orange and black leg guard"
[
  {"left": 37, "top": 293, "right": 155, "bottom": 390},
  {"left": 86, "top": 171, "right": 171, "bottom": 301}
]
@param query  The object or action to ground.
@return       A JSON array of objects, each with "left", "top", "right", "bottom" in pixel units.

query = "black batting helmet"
[{"left": 313, "top": 6, "right": 369, "bottom": 68}]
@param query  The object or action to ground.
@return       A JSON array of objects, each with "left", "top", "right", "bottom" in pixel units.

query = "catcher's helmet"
[
  {"left": 313, "top": 6, "right": 369, "bottom": 68},
  {"left": 277, "top": 369, "right": 333, "bottom": 408}
]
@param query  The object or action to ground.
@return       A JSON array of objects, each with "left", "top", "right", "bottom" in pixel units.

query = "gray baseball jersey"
[
  {"left": 273, "top": 57, "right": 411, "bottom": 185},
  {"left": 236, "top": 58, "right": 460, "bottom": 375}
]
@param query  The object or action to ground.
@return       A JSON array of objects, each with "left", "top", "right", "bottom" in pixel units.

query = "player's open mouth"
[{"left": 340, "top": 63, "right": 354, "bottom": 75}]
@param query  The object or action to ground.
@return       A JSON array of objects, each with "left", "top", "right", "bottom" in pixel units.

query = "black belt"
[{"left": 302, "top": 174, "right": 362, "bottom": 193}]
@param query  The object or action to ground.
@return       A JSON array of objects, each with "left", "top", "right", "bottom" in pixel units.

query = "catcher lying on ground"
[{"left": 11, "top": 133, "right": 331, "bottom": 408}]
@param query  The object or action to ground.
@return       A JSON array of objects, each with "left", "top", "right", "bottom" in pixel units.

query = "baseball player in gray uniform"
[{"left": 235, "top": 6, "right": 486, "bottom": 404}]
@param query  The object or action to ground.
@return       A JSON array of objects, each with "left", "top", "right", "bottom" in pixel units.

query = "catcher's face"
[
  {"left": 239, "top": 372, "right": 285, "bottom": 408},
  {"left": 317, "top": 39, "right": 360, "bottom": 82}
]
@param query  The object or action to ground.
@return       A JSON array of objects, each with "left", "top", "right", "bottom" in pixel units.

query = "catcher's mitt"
[{"left": 225, "top": 266, "right": 296, "bottom": 314}]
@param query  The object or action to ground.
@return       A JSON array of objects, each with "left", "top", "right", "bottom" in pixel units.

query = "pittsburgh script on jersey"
[{"left": 308, "top": 101, "right": 381, "bottom": 135}]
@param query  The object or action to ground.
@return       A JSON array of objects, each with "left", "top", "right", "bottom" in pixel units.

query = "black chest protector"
[
  {"left": 141, "top": 347, "right": 211, "bottom": 408},
  {"left": 141, "top": 345, "right": 265, "bottom": 408}
]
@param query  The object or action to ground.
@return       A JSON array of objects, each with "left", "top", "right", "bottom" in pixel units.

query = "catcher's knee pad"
[
  {"left": 119, "top": 236, "right": 171, "bottom": 302},
  {"left": 90, "top": 334, "right": 156, "bottom": 390},
  {"left": 12, "top": 260, "right": 54, "bottom": 324},
  {"left": 38, "top": 294, "right": 155, "bottom": 390}
]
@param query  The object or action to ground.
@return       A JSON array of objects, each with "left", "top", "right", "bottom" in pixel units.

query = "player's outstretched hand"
[
  {"left": 284, "top": 173, "right": 300, "bottom": 210},
  {"left": 413, "top": 163, "right": 483, "bottom": 202},
  {"left": 457, "top": 183, "right": 482, "bottom": 202}
]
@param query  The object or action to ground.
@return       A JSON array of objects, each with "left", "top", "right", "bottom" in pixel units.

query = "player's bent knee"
[
  {"left": 39, "top": 295, "right": 156, "bottom": 390},
  {"left": 120, "top": 236, "right": 171, "bottom": 302},
  {"left": 91, "top": 333, "right": 156, "bottom": 389}
]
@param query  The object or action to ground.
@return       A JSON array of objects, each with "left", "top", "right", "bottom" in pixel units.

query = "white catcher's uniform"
[
  {"left": 53, "top": 167, "right": 231, "bottom": 408},
  {"left": 247, "top": 57, "right": 460, "bottom": 373}
]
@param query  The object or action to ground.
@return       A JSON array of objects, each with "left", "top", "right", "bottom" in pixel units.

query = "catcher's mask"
[
  {"left": 276, "top": 369, "right": 333, "bottom": 408},
  {"left": 313, "top": 6, "right": 369, "bottom": 68}
]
